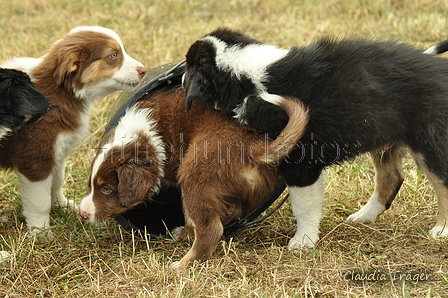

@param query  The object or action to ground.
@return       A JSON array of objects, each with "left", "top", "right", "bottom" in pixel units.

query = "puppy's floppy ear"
[
  {"left": 184, "top": 40, "right": 216, "bottom": 111},
  {"left": 184, "top": 72, "right": 209, "bottom": 112},
  {"left": 53, "top": 41, "right": 91, "bottom": 87},
  {"left": 53, "top": 51, "right": 80, "bottom": 87},
  {"left": 115, "top": 162, "right": 158, "bottom": 208},
  {"left": 0, "top": 77, "right": 12, "bottom": 96}
]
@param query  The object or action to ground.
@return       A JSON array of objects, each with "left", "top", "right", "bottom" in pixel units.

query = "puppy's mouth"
[{"left": 117, "top": 77, "right": 145, "bottom": 89}]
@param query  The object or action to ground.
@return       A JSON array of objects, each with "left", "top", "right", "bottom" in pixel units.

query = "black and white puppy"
[
  {"left": 183, "top": 27, "right": 448, "bottom": 251},
  {"left": 0, "top": 68, "right": 49, "bottom": 139}
]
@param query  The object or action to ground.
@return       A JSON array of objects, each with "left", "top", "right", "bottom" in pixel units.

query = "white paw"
[
  {"left": 346, "top": 210, "right": 377, "bottom": 223},
  {"left": 346, "top": 195, "right": 385, "bottom": 223},
  {"left": 288, "top": 234, "right": 317, "bottom": 253},
  {"left": 28, "top": 226, "right": 54, "bottom": 239},
  {"left": 171, "top": 261, "right": 181, "bottom": 269},
  {"left": 0, "top": 251, "right": 11, "bottom": 263},
  {"left": 170, "top": 226, "right": 184, "bottom": 240},
  {"left": 429, "top": 225, "right": 448, "bottom": 238}
]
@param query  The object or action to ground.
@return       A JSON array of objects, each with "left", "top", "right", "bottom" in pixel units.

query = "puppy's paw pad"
[{"left": 429, "top": 226, "right": 448, "bottom": 238}]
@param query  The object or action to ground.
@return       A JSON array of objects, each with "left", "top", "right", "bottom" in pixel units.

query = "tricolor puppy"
[
  {"left": 182, "top": 27, "right": 448, "bottom": 251},
  {"left": 79, "top": 83, "right": 309, "bottom": 267},
  {"left": 0, "top": 68, "right": 49, "bottom": 139},
  {"left": 0, "top": 26, "right": 146, "bottom": 232}
]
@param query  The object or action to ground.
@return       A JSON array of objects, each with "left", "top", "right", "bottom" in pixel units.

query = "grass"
[{"left": 1, "top": 0, "right": 448, "bottom": 296}]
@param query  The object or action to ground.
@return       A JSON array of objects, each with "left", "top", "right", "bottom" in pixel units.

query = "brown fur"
[
  {"left": 81, "top": 85, "right": 309, "bottom": 267},
  {"left": 369, "top": 145, "right": 404, "bottom": 209},
  {"left": 0, "top": 26, "right": 146, "bottom": 230},
  {"left": 0, "top": 30, "right": 126, "bottom": 179}
]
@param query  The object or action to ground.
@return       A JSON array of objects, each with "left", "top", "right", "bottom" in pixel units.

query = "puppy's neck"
[{"left": 202, "top": 35, "right": 288, "bottom": 92}]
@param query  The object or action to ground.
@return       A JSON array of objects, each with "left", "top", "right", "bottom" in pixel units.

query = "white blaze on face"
[
  {"left": 79, "top": 150, "right": 105, "bottom": 223},
  {"left": 71, "top": 26, "right": 146, "bottom": 100},
  {"left": 101, "top": 27, "right": 146, "bottom": 89},
  {"left": 79, "top": 105, "right": 165, "bottom": 223},
  {"left": 111, "top": 106, "right": 165, "bottom": 165}
]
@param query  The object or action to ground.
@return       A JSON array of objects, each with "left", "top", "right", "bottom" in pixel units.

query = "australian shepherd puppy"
[
  {"left": 0, "top": 26, "right": 146, "bottom": 232},
  {"left": 79, "top": 82, "right": 309, "bottom": 267},
  {"left": 0, "top": 68, "right": 49, "bottom": 139},
  {"left": 182, "top": 27, "right": 448, "bottom": 252}
]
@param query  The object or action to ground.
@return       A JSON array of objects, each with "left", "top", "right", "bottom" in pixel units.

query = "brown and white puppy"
[
  {"left": 79, "top": 83, "right": 309, "bottom": 267},
  {"left": 0, "top": 26, "right": 146, "bottom": 232}
]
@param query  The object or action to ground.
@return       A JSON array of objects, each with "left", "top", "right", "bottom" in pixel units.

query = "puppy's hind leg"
[
  {"left": 51, "top": 153, "right": 76, "bottom": 209},
  {"left": 347, "top": 145, "right": 404, "bottom": 223},
  {"left": 51, "top": 157, "right": 71, "bottom": 207},
  {"left": 411, "top": 152, "right": 448, "bottom": 238},
  {"left": 428, "top": 179, "right": 448, "bottom": 238},
  {"left": 175, "top": 214, "right": 223, "bottom": 268},
  {"left": 173, "top": 183, "right": 225, "bottom": 268}
]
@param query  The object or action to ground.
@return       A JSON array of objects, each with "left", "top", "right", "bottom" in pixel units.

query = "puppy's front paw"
[
  {"left": 288, "top": 235, "right": 317, "bottom": 254},
  {"left": 28, "top": 226, "right": 54, "bottom": 240},
  {"left": 429, "top": 225, "right": 448, "bottom": 238}
]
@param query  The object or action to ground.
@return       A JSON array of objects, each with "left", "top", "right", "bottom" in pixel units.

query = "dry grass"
[{"left": 1, "top": 0, "right": 448, "bottom": 296}]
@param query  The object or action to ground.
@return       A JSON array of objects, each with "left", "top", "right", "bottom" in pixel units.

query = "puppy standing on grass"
[
  {"left": 0, "top": 26, "right": 146, "bottom": 233},
  {"left": 0, "top": 68, "right": 49, "bottom": 263},
  {"left": 182, "top": 28, "right": 448, "bottom": 251},
  {"left": 79, "top": 82, "right": 309, "bottom": 267}
]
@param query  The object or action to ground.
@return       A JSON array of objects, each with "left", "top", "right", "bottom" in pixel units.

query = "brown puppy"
[
  {"left": 79, "top": 83, "right": 308, "bottom": 267},
  {"left": 0, "top": 26, "right": 146, "bottom": 232}
]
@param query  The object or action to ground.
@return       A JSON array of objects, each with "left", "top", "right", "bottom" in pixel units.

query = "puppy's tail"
[
  {"left": 424, "top": 40, "right": 448, "bottom": 55},
  {"left": 254, "top": 94, "right": 309, "bottom": 164}
]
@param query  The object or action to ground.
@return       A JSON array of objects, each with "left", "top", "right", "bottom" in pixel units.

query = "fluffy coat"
[
  {"left": 0, "top": 26, "right": 146, "bottom": 231},
  {"left": 182, "top": 28, "right": 448, "bottom": 250},
  {"left": 79, "top": 82, "right": 309, "bottom": 266}
]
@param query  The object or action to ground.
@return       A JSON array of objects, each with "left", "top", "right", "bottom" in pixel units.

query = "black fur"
[
  {"left": 183, "top": 28, "right": 448, "bottom": 189},
  {"left": 0, "top": 68, "right": 49, "bottom": 136}
]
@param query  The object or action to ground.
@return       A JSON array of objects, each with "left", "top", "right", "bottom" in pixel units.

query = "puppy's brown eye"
[
  {"left": 101, "top": 185, "right": 112, "bottom": 195},
  {"left": 109, "top": 52, "right": 118, "bottom": 59}
]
